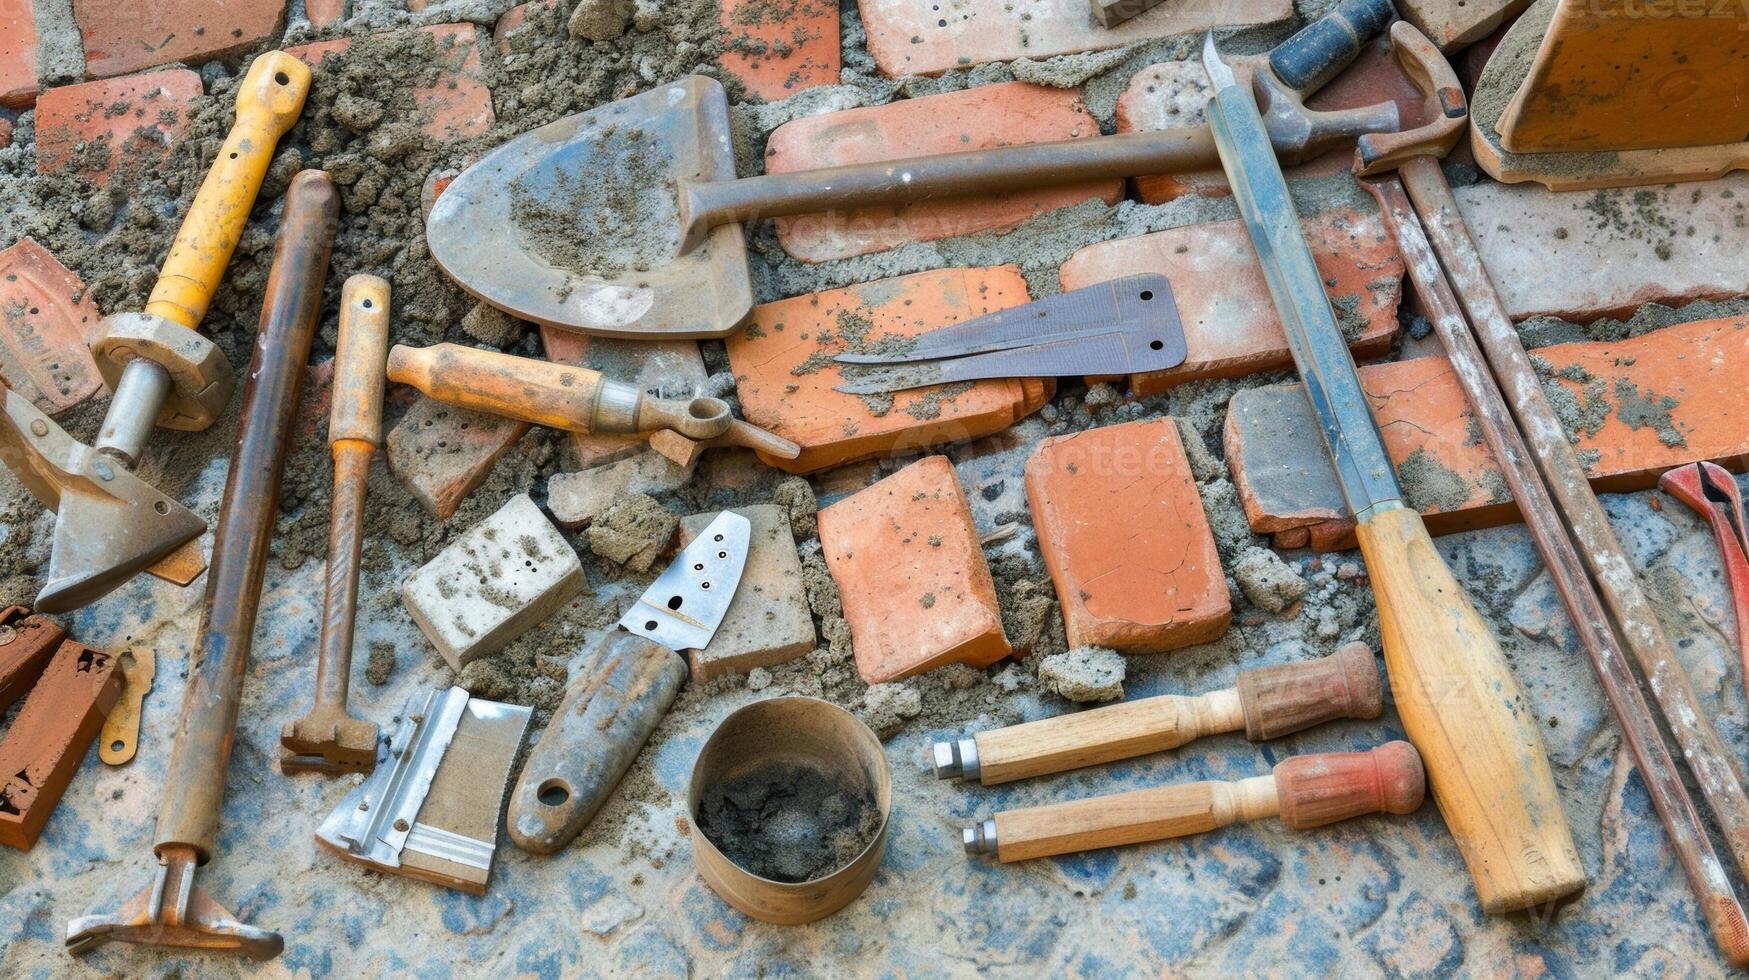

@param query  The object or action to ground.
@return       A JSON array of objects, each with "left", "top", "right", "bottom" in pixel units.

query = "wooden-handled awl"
[
  {"left": 1201, "top": 34, "right": 1582, "bottom": 913},
  {"left": 933, "top": 643, "right": 1380, "bottom": 785},
  {"left": 963, "top": 742, "right": 1424, "bottom": 863}
]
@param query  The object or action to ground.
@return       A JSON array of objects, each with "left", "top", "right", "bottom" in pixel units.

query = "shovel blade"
[{"left": 427, "top": 76, "right": 753, "bottom": 340}]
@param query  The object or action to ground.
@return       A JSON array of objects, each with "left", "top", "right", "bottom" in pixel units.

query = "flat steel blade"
[{"left": 619, "top": 511, "right": 750, "bottom": 651}]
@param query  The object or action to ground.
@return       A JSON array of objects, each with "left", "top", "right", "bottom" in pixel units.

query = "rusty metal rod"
[
  {"left": 1368, "top": 173, "right": 1749, "bottom": 965},
  {"left": 66, "top": 170, "right": 338, "bottom": 961}
]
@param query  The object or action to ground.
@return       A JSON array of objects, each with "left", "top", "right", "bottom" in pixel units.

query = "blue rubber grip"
[{"left": 1267, "top": 0, "right": 1396, "bottom": 95}]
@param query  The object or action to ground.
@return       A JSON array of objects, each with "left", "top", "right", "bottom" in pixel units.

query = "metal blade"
[
  {"left": 834, "top": 327, "right": 1185, "bottom": 394},
  {"left": 1202, "top": 34, "right": 1402, "bottom": 519},
  {"left": 619, "top": 511, "right": 750, "bottom": 651},
  {"left": 835, "top": 274, "right": 1181, "bottom": 365}
]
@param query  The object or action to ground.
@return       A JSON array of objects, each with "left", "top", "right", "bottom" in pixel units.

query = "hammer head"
[
  {"left": 1352, "top": 23, "right": 1471, "bottom": 177},
  {"left": 0, "top": 388, "right": 204, "bottom": 613},
  {"left": 280, "top": 705, "right": 380, "bottom": 774}
]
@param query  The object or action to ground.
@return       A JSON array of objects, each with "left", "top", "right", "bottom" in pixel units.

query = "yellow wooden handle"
[
  {"left": 330, "top": 276, "right": 392, "bottom": 448},
  {"left": 145, "top": 51, "right": 312, "bottom": 330},
  {"left": 385, "top": 343, "right": 606, "bottom": 432},
  {"left": 974, "top": 692, "right": 1243, "bottom": 786},
  {"left": 1355, "top": 505, "right": 1584, "bottom": 913}
]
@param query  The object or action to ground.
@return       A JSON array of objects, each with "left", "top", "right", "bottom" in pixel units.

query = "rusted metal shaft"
[
  {"left": 1385, "top": 160, "right": 1749, "bottom": 964},
  {"left": 315, "top": 447, "right": 369, "bottom": 705},
  {"left": 157, "top": 170, "right": 338, "bottom": 857}
]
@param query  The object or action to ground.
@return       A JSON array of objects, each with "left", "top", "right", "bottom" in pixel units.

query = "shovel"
[{"left": 427, "top": 0, "right": 1401, "bottom": 340}]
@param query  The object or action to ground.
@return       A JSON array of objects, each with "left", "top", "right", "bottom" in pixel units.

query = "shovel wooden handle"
[
  {"left": 145, "top": 52, "right": 312, "bottom": 332},
  {"left": 955, "top": 643, "right": 1380, "bottom": 785},
  {"left": 386, "top": 343, "right": 607, "bottom": 433},
  {"left": 978, "top": 742, "right": 1423, "bottom": 863}
]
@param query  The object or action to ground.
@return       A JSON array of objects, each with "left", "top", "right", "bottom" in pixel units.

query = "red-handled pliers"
[{"left": 1660, "top": 462, "right": 1749, "bottom": 687}]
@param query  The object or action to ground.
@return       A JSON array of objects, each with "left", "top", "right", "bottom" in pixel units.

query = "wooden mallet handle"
[
  {"left": 965, "top": 742, "right": 1424, "bottom": 863},
  {"left": 933, "top": 643, "right": 1380, "bottom": 785}
]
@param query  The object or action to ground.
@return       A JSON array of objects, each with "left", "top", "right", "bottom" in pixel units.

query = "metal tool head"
[
  {"left": 66, "top": 844, "right": 283, "bottom": 960},
  {"left": 1202, "top": 32, "right": 1239, "bottom": 90},
  {"left": 619, "top": 510, "right": 750, "bottom": 652},
  {"left": 426, "top": 76, "right": 753, "bottom": 339},
  {"left": 280, "top": 703, "right": 381, "bottom": 774},
  {"left": 1353, "top": 23, "right": 1470, "bottom": 176},
  {"left": 0, "top": 388, "right": 205, "bottom": 613}
]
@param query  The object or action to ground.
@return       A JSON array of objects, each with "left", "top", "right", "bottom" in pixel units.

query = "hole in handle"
[{"left": 538, "top": 780, "right": 572, "bottom": 807}]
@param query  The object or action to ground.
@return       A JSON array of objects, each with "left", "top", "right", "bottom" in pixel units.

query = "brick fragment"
[
  {"left": 540, "top": 324, "right": 708, "bottom": 469},
  {"left": 719, "top": 0, "right": 840, "bottom": 100},
  {"left": 0, "top": 238, "right": 105, "bottom": 414},
  {"left": 493, "top": 0, "right": 561, "bottom": 54},
  {"left": 765, "top": 82, "right": 1119, "bottom": 262},
  {"left": 75, "top": 0, "right": 287, "bottom": 79},
  {"left": 857, "top": 0, "right": 1290, "bottom": 77},
  {"left": 1060, "top": 208, "right": 1403, "bottom": 396},
  {"left": 0, "top": 635, "right": 119, "bottom": 850},
  {"left": 402, "top": 493, "right": 585, "bottom": 671},
  {"left": 817, "top": 455, "right": 1010, "bottom": 683},
  {"left": 0, "top": 0, "right": 39, "bottom": 108},
  {"left": 547, "top": 451, "right": 696, "bottom": 530},
  {"left": 386, "top": 396, "right": 531, "bottom": 520},
  {"left": 0, "top": 118, "right": 11, "bottom": 148},
  {"left": 35, "top": 70, "right": 203, "bottom": 187},
  {"left": 727, "top": 267, "right": 1052, "bottom": 474},
  {"left": 0, "top": 609, "right": 65, "bottom": 711},
  {"left": 1225, "top": 316, "right": 1749, "bottom": 549},
  {"left": 1453, "top": 174, "right": 1749, "bottom": 322},
  {"left": 680, "top": 505, "right": 815, "bottom": 681},
  {"left": 1025, "top": 418, "right": 1231, "bottom": 653},
  {"left": 305, "top": 0, "right": 346, "bottom": 28},
  {"left": 286, "top": 24, "right": 494, "bottom": 142}
]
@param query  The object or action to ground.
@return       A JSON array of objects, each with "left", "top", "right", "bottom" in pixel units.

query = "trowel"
[{"left": 426, "top": 0, "right": 1403, "bottom": 339}]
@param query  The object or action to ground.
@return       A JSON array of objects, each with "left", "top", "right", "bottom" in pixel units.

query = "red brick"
[
  {"left": 858, "top": 0, "right": 1290, "bottom": 77},
  {"left": 0, "top": 238, "right": 105, "bottom": 414},
  {"left": 75, "top": 0, "right": 287, "bottom": 79},
  {"left": 286, "top": 24, "right": 494, "bottom": 142},
  {"left": 725, "top": 266, "right": 1053, "bottom": 474},
  {"left": 1060, "top": 208, "right": 1404, "bottom": 396},
  {"left": 1225, "top": 316, "right": 1749, "bottom": 549},
  {"left": 35, "top": 70, "right": 203, "bottom": 187},
  {"left": 539, "top": 324, "right": 708, "bottom": 469},
  {"left": 305, "top": 0, "right": 346, "bottom": 28},
  {"left": 1453, "top": 174, "right": 1749, "bottom": 322},
  {"left": 492, "top": 0, "right": 561, "bottom": 54},
  {"left": 818, "top": 455, "right": 1010, "bottom": 683},
  {"left": 0, "top": 636, "right": 120, "bottom": 850},
  {"left": 0, "top": 0, "right": 39, "bottom": 108},
  {"left": 386, "top": 396, "right": 531, "bottom": 521},
  {"left": 1026, "top": 418, "right": 1231, "bottom": 653},
  {"left": 719, "top": 0, "right": 840, "bottom": 101},
  {"left": 765, "top": 82, "right": 1120, "bottom": 262}
]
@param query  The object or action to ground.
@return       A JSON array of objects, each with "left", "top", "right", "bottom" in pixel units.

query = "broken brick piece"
[
  {"left": 857, "top": 0, "right": 1290, "bottom": 77},
  {"left": 0, "top": 634, "right": 120, "bottom": 850},
  {"left": 1225, "top": 316, "right": 1749, "bottom": 549},
  {"left": 74, "top": 0, "right": 288, "bottom": 79},
  {"left": 0, "top": 238, "right": 105, "bottom": 414},
  {"left": 0, "top": 608, "right": 66, "bottom": 711},
  {"left": 386, "top": 396, "right": 531, "bottom": 521},
  {"left": 1026, "top": 418, "right": 1231, "bottom": 653},
  {"left": 402, "top": 493, "right": 585, "bottom": 672},
  {"left": 680, "top": 505, "right": 815, "bottom": 682},
  {"left": 547, "top": 451, "right": 696, "bottom": 530},
  {"left": 1453, "top": 174, "right": 1749, "bottom": 322},
  {"left": 1060, "top": 208, "right": 1403, "bottom": 396},
  {"left": 36, "top": 70, "right": 203, "bottom": 187},
  {"left": 764, "top": 82, "right": 1120, "bottom": 262},
  {"left": 0, "top": 0, "right": 39, "bottom": 108},
  {"left": 493, "top": 0, "right": 561, "bottom": 53},
  {"left": 285, "top": 24, "right": 494, "bottom": 142},
  {"left": 719, "top": 0, "right": 841, "bottom": 101},
  {"left": 817, "top": 455, "right": 1010, "bottom": 683},
  {"left": 540, "top": 324, "right": 709, "bottom": 469},
  {"left": 305, "top": 0, "right": 346, "bottom": 27},
  {"left": 727, "top": 266, "right": 1052, "bottom": 474}
]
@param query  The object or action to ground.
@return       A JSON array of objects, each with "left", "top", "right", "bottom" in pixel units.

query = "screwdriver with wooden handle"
[
  {"left": 963, "top": 742, "right": 1424, "bottom": 863},
  {"left": 1201, "top": 34, "right": 1582, "bottom": 913},
  {"left": 932, "top": 643, "right": 1380, "bottom": 785}
]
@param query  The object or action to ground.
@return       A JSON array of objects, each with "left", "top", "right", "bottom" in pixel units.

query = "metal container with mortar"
[{"left": 687, "top": 697, "right": 891, "bottom": 924}]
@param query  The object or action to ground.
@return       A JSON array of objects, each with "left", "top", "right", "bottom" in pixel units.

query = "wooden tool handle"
[
  {"left": 145, "top": 52, "right": 312, "bottom": 331},
  {"left": 1236, "top": 641, "right": 1382, "bottom": 741},
  {"left": 985, "top": 743, "right": 1422, "bottom": 862},
  {"left": 385, "top": 343, "right": 604, "bottom": 433},
  {"left": 1355, "top": 506, "right": 1585, "bottom": 912},
  {"left": 329, "top": 276, "right": 391, "bottom": 448},
  {"left": 972, "top": 691, "right": 1244, "bottom": 786}
]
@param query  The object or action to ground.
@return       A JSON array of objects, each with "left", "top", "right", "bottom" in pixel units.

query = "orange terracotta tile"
[
  {"left": 305, "top": 0, "right": 346, "bottom": 28},
  {"left": 1060, "top": 208, "right": 1403, "bottom": 395},
  {"left": 0, "top": 0, "right": 39, "bottom": 108},
  {"left": 0, "top": 634, "right": 120, "bottom": 850},
  {"left": 0, "top": 238, "right": 105, "bottom": 414},
  {"left": 765, "top": 82, "right": 1120, "bottom": 262},
  {"left": 286, "top": 24, "right": 494, "bottom": 142},
  {"left": 1026, "top": 418, "right": 1231, "bottom": 653},
  {"left": 719, "top": 0, "right": 840, "bottom": 100},
  {"left": 74, "top": 0, "right": 287, "bottom": 79},
  {"left": 386, "top": 396, "right": 530, "bottom": 520},
  {"left": 1225, "top": 316, "right": 1749, "bottom": 549},
  {"left": 725, "top": 265, "right": 1053, "bottom": 474},
  {"left": 539, "top": 324, "right": 708, "bottom": 469},
  {"left": 35, "top": 70, "right": 203, "bottom": 187},
  {"left": 818, "top": 455, "right": 1010, "bottom": 683}
]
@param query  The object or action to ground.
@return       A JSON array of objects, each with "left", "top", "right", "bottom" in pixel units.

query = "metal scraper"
[{"left": 831, "top": 274, "right": 1187, "bottom": 394}]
